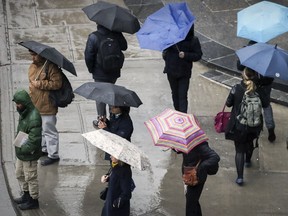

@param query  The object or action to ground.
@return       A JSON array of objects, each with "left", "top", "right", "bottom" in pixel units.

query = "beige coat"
[{"left": 28, "top": 61, "right": 62, "bottom": 115}]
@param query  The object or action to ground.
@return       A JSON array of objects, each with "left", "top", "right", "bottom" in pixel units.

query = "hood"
[{"left": 12, "top": 89, "right": 33, "bottom": 107}]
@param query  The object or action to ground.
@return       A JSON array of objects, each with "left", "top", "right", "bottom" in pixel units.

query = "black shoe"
[
  {"left": 245, "top": 162, "right": 252, "bottom": 168},
  {"left": 268, "top": 129, "right": 276, "bottom": 142},
  {"left": 18, "top": 197, "right": 39, "bottom": 210},
  {"left": 235, "top": 178, "right": 244, "bottom": 186},
  {"left": 41, "top": 157, "right": 60, "bottom": 166},
  {"left": 41, "top": 151, "right": 48, "bottom": 156},
  {"left": 14, "top": 191, "right": 30, "bottom": 204}
]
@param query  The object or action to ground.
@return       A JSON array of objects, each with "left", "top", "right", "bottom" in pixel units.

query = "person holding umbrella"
[
  {"left": 97, "top": 106, "right": 133, "bottom": 160},
  {"left": 84, "top": 23, "right": 128, "bottom": 128},
  {"left": 162, "top": 25, "right": 203, "bottom": 113},
  {"left": 172, "top": 141, "right": 220, "bottom": 216},
  {"left": 100, "top": 155, "right": 132, "bottom": 216},
  {"left": 28, "top": 50, "right": 62, "bottom": 166},
  {"left": 236, "top": 41, "right": 276, "bottom": 143}
]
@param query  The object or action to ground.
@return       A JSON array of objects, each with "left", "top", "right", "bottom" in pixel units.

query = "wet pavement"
[{"left": 1, "top": 0, "right": 288, "bottom": 216}]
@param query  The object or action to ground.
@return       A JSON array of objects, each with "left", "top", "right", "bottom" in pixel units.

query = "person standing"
[
  {"left": 225, "top": 67, "right": 269, "bottom": 185},
  {"left": 237, "top": 40, "right": 276, "bottom": 142},
  {"left": 100, "top": 156, "right": 132, "bottom": 216},
  {"left": 174, "top": 141, "right": 220, "bottom": 216},
  {"left": 84, "top": 24, "right": 128, "bottom": 127},
  {"left": 28, "top": 50, "right": 62, "bottom": 166},
  {"left": 12, "top": 89, "right": 42, "bottom": 210},
  {"left": 98, "top": 106, "right": 133, "bottom": 160},
  {"left": 162, "top": 25, "right": 202, "bottom": 113}
]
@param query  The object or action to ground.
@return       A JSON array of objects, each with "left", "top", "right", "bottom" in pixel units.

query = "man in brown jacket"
[{"left": 28, "top": 51, "right": 62, "bottom": 166}]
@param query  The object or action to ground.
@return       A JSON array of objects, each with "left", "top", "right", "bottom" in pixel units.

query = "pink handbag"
[{"left": 214, "top": 104, "right": 231, "bottom": 133}]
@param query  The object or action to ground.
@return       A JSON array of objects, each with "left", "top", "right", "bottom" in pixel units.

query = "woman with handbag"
[
  {"left": 100, "top": 155, "right": 132, "bottom": 216},
  {"left": 225, "top": 67, "right": 269, "bottom": 185},
  {"left": 174, "top": 141, "right": 220, "bottom": 216}
]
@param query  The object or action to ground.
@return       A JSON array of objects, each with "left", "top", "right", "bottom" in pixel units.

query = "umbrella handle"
[{"left": 35, "top": 60, "right": 48, "bottom": 81}]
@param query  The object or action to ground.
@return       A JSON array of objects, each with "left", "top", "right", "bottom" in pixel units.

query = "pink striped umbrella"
[{"left": 144, "top": 108, "right": 208, "bottom": 153}]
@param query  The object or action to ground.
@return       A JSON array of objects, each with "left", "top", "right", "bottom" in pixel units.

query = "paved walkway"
[{"left": 1, "top": 0, "right": 288, "bottom": 215}]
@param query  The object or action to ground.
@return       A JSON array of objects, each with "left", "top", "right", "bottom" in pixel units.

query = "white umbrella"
[{"left": 82, "top": 129, "right": 151, "bottom": 171}]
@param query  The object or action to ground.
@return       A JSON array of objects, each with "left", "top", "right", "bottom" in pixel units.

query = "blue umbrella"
[
  {"left": 237, "top": 1, "right": 288, "bottom": 43},
  {"left": 236, "top": 43, "right": 288, "bottom": 80},
  {"left": 136, "top": 2, "right": 195, "bottom": 51}
]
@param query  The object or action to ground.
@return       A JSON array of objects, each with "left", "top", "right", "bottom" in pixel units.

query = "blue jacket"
[{"left": 84, "top": 25, "right": 127, "bottom": 81}]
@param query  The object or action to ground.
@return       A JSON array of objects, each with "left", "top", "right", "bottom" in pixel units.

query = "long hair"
[{"left": 243, "top": 67, "right": 256, "bottom": 94}]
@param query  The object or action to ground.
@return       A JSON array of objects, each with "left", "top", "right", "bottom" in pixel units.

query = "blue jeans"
[{"left": 167, "top": 74, "right": 190, "bottom": 113}]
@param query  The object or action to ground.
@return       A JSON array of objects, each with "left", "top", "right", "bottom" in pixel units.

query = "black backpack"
[
  {"left": 45, "top": 65, "right": 74, "bottom": 108},
  {"left": 93, "top": 32, "right": 125, "bottom": 72}
]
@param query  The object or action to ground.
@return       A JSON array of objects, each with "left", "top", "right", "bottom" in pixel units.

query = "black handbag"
[{"left": 100, "top": 187, "right": 108, "bottom": 200}]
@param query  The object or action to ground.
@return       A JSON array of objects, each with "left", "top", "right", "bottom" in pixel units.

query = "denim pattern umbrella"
[
  {"left": 237, "top": 1, "right": 288, "bottom": 43},
  {"left": 136, "top": 2, "right": 195, "bottom": 51},
  {"left": 236, "top": 43, "right": 288, "bottom": 80},
  {"left": 144, "top": 109, "right": 208, "bottom": 153},
  {"left": 82, "top": 129, "right": 151, "bottom": 170}
]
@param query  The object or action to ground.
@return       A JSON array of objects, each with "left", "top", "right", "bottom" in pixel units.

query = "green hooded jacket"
[{"left": 13, "top": 89, "right": 42, "bottom": 161}]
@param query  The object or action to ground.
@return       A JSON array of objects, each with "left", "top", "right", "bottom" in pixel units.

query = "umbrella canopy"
[
  {"left": 136, "top": 2, "right": 195, "bottom": 51},
  {"left": 19, "top": 40, "right": 77, "bottom": 76},
  {"left": 237, "top": 1, "right": 288, "bottom": 43},
  {"left": 144, "top": 108, "right": 208, "bottom": 154},
  {"left": 236, "top": 43, "right": 288, "bottom": 80},
  {"left": 82, "top": 1, "right": 140, "bottom": 34},
  {"left": 74, "top": 82, "right": 142, "bottom": 107},
  {"left": 82, "top": 129, "right": 151, "bottom": 170}
]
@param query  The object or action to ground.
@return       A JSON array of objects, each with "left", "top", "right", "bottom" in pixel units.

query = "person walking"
[
  {"left": 225, "top": 67, "right": 269, "bottom": 185},
  {"left": 28, "top": 50, "right": 62, "bottom": 166},
  {"left": 12, "top": 89, "right": 42, "bottom": 210},
  {"left": 84, "top": 24, "right": 128, "bottom": 127},
  {"left": 173, "top": 141, "right": 220, "bottom": 216},
  {"left": 162, "top": 25, "right": 202, "bottom": 113},
  {"left": 97, "top": 106, "right": 133, "bottom": 160},
  {"left": 237, "top": 40, "right": 276, "bottom": 142},
  {"left": 100, "top": 155, "right": 132, "bottom": 216}
]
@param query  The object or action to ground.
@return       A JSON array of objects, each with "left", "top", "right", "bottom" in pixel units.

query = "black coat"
[
  {"left": 105, "top": 114, "right": 133, "bottom": 141},
  {"left": 162, "top": 36, "right": 202, "bottom": 78},
  {"left": 84, "top": 25, "right": 127, "bottom": 81},
  {"left": 181, "top": 142, "right": 220, "bottom": 183},
  {"left": 101, "top": 164, "right": 132, "bottom": 216},
  {"left": 225, "top": 81, "right": 269, "bottom": 141},
  {"left": 104, "top": 113, "right": 134, "bottom": 160}
]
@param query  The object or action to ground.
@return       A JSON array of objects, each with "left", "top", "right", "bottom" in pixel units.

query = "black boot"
[
  {"left": 268, "top": 128, "right": 276, "bottom": 142},
  {"left": 18, "top": 197, "right": 39, "bottom": 210},
  {"left": 14, "top": 191, "right": 30, "bottom": 204}
]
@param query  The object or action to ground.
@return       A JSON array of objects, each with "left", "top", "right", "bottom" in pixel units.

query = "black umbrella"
[
  {"left": 19, "top": 40, "right": 77, "bottom": 76},
  {"left": 74, "top": 82, "right": 143, "bottom": 108},
  {"left": 82, "top": 1, "right": 140, "bottom": 34}
]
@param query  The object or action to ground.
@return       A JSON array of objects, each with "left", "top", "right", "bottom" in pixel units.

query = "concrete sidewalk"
[{"left": 1, "top": 0, "right": 288, "bottom": 216}]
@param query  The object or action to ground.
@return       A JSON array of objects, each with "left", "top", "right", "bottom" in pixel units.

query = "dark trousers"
[
  {"left": 186, "top": 182, "right": 205, "bottom": 216},
  {"left": 94, "top": 78, "right": 117, "bottom": 117},
  {"left": 167, "top": 74, "right": 190, "bottom": 113}
]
